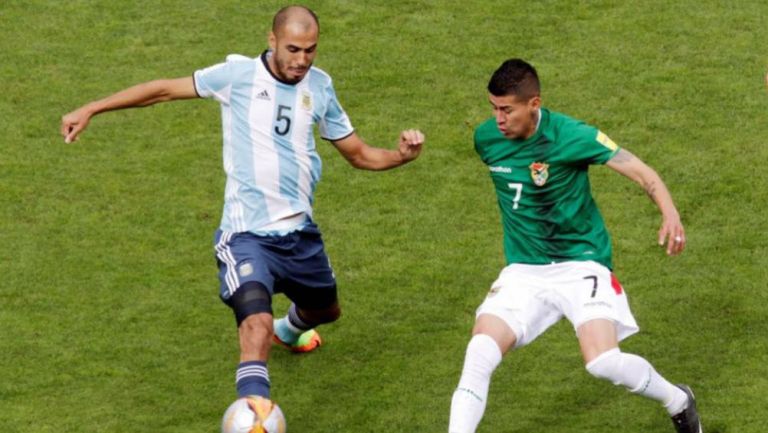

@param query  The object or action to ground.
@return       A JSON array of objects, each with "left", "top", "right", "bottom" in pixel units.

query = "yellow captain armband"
[{"left": 596, "top": 130, "right": 618, "bottom": 151}]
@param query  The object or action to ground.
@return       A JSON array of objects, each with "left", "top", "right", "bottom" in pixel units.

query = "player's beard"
[{"left": 274, "top": 56, "right": 312, "bottom": 84}]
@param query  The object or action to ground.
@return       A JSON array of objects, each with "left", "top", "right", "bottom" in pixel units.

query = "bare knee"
[{"left": 472, "top": 314, "right": 517, "bottom": 354}]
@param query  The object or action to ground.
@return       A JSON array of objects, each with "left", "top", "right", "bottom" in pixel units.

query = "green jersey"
[{"left": 475, "top": 108, "right": 620, "bottom": 269}]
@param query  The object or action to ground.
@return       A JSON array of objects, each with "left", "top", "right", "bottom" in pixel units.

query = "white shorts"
[{"left": 476, "top": 261, "right": 639, "bottom": 348}]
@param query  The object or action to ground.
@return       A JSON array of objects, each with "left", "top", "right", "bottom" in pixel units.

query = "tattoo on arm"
[
  {"left": 610, "top": 149, "right": 657, "bottom": 203},
  {"left": 643, "top": 180, "right": 658, "bottom": 202}
]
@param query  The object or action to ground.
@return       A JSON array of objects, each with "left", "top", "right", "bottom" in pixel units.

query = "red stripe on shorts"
[{"left": 610, "top": 273, "right": 623, "bottom": 295}]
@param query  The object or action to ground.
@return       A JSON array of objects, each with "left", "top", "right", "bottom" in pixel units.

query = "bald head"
[{"left": 272, "top": 5, "right": 319, "bottom": 35}]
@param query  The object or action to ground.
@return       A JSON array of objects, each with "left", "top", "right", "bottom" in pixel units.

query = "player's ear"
[
  {"left": 528, "top": 95, "right": 542, "bottom": 111},
  {"left": 268, "top": 31, "right": 277, "bottom": 50}
]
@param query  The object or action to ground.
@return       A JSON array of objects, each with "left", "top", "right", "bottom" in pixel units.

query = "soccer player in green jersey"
[{"left": 448, "top": 59, "right": 702, "bottom": 433}]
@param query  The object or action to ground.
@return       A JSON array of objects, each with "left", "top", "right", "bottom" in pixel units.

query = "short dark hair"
[
  {"left": 487, "top": 59, "right": 540, "bottom": 100},
  {"left": 272, "top": 5, "right": 319, "bottom": 33}
]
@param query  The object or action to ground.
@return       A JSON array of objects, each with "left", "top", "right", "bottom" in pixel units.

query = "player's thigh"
[
  {"left": 276, "top": 224, "right": 339, "bottom": 319},
  {"left": 213, "top": 230, "right": 277, "bottom": 320},
  {"left": 577, "top": 318, "right": 619, "bottom": 363},
  {"left": 475, "top": 266, "right": 563, "bottom": 349},
  {"left": 556, "top": 261, "right": 639, "bottom": 343}
]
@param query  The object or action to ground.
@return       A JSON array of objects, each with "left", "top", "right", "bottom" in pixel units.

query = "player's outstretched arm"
[
  {"left": 331, "top": 129, "right": 424, "bottom": 171},
  {"left": 606, "top": 148, "right": 686, "bottom": 256},
  {"left": 60, "top": 77, "right": 198, "bottom": 143}
]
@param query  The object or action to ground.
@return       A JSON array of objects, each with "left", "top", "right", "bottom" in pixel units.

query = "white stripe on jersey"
[
  {"left": 220, "top": 93, "right": 249, "bottom": 233},
  {"left": 247, "top": 76, "right": 285, "bottom": 232}
]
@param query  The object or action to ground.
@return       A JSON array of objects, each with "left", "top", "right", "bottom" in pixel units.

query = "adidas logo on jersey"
[{"left": 255, "top": 89, "right": 271, "bottom": 100}]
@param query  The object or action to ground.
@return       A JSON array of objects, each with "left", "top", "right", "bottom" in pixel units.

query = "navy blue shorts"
[{"left": 213, "top": 223, "right": 338, "bottom": 310}]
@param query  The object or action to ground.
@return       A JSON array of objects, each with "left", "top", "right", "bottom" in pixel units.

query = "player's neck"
[{"left": 522, "top": 109, "right": 542, "bottom": 140}]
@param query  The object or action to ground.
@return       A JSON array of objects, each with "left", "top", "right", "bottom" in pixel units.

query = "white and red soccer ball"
[{"left": 221, "top": 396, "right": 286, "bottom": 433}]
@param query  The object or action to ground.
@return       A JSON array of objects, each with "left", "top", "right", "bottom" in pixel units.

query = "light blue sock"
[
  {"left": 274, "top": 317, "right": 301, "bottom": 344},
  {"left": 274, "top": 304, "right": 311, "bottom": 344}
]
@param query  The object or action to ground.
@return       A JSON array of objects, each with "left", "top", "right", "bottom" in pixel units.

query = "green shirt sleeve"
[{"left": 558, "top": 119, "right": 620, "bottom": 165}]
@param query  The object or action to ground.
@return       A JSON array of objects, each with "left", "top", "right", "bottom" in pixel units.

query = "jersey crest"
[
  {"left": 529, "top": 162, "right": 550, "bottom": 187},
  {"left": 301, "top": 91, "right": 312, "bottom": 111}
]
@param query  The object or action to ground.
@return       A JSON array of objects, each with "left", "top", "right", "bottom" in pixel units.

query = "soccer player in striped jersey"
[
  {"left": 448, "top": 59, "right": 701, "bottom": 433},
  {"left": 61, "top": 5, "right": 424, "bottom": 404}
]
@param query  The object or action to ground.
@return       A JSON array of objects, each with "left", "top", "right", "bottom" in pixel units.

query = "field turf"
[{"left": 1, "top": 1, "right": 767, "bottom": 431}]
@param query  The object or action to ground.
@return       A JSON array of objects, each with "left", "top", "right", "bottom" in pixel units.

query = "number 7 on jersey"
[{"left": 507, "top": 183, "right": 523, "bottom": 210}]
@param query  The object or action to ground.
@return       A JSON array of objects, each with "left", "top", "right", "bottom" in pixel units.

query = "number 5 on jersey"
[{"left": 275, "top": 105, "right": 291, "bottom": 136}]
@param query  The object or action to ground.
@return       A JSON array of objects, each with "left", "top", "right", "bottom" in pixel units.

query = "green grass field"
[{"left": 2, "top": 1, "right": 767, "bottom": 432}]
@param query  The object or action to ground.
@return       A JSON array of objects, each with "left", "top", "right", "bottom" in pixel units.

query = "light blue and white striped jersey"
[{"left": 194, "top": 51, "right": 354, "bottom": 235}]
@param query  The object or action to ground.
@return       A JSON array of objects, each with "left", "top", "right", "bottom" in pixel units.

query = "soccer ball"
[{"left": 221, "top": 396, "right": 286, "bottom": 433}]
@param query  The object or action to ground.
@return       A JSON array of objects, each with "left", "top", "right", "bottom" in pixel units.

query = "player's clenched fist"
[
  {"left": 398, "top": 129, "right": 425, "bottom": 162},
  {"left": 61, "top": 107, "right": 93, "bottom": 144}
]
